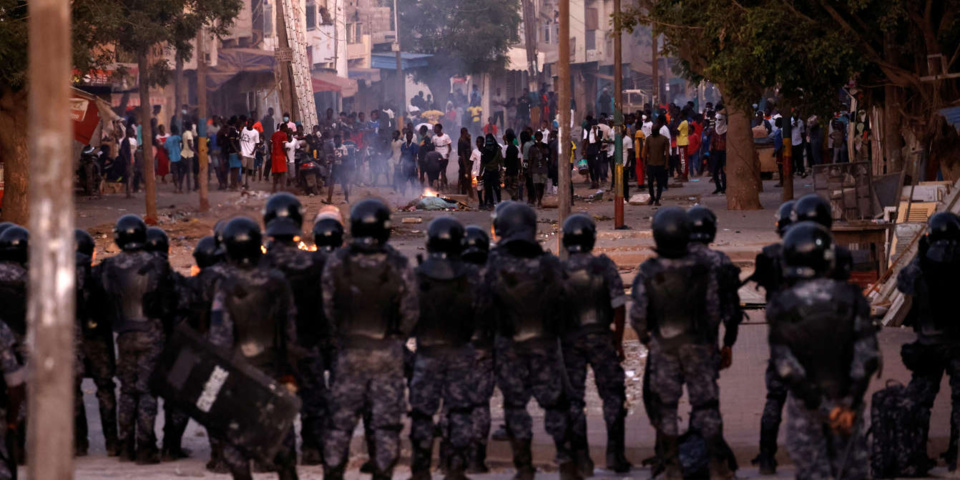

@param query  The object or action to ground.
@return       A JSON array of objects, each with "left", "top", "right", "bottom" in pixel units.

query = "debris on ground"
[
  {"left": 401, "top": 217, "right": 423, "bottom": 224},
  {"left": 417, "top": 196, "right": 460, "bottom": 211},
  {"left": 628, "top": 193, "right": 651, "bottom": 205}
]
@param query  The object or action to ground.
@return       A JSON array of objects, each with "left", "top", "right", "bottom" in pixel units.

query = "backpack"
[{"left": 870, "top": 382, "right": 931, "bottom": 478}]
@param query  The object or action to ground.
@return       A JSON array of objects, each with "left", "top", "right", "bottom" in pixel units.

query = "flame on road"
[
  {"left": 298, "top": 241, "right": 318, "bottom": 252},
  {"left": 422, "top": 188, "right": 439, "bottom": 198}
]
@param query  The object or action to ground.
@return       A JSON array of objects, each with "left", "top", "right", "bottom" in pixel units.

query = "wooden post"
[
  {"left": 782, "top": 116, "right": 794, "bottom": 200},
  {"left": 651, "top": 20, "right": 658, "bottom": 109},
  {"left": 197, "top": 30, "right": 211, "bottom": 211},
  {"left": 393, "top": 0, "right": 405, "bottom": 128},
  {"left": 140, "top": 49, "right": 159, "bottom": 224},
  {"left": 28, "top": 0, "right": 76, "bottom": 475},
  {"left": 175, "top": 54, "right": 184, "bottom": 132},
  {"left": 613, "top": 0, "right": 624, "bottom": 228},
  {"left": 557, "top": 0, "right": 571, "bottom": 255},
  {"left": 522, "top": 0, "right": 539, "bottom": 91}
]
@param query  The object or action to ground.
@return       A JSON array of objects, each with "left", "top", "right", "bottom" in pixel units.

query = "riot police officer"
[
  {"left": 630, "top": 207, "right": 732, "bottom": 480},
  {"left": 0, "top": 316, "right": 24, "bottom": 480},
  {"left": 99, "top": 215, "right": 176, "bottom": 463},
  {"left": 208, "top": 217, "right": 299, "bottom": 480},
  {"left": 74, "top": 229, "right": 120, "bottom": 457},
  {"left": 462, "top": 225, "right": 490, "bottom": 266},
  {"left": 560, "top": 214, "right": 631, "bottom": 475},
  {"left": 481, "top": 202, "right": 579, "bottom": 480},
  {"left": 313, "top": 214, "right": 345, "bottom": 254},
  {"left": 262, "top": 193, "right": 328, "bottom": 466},
  {"left": 0, "top": 226, "right": 29, "bottom": 352},
  {"left": 898, "top": 212, "right": 960, "bottom": 469},
  {"left": 145, "top": 227, "right": 170, "bottom": 258},
  {"left": 409, "top": 217, "right": 481, "bottom": 480},
  {"left": 321, "top": 199, "right": 418, "bottom": 480},
  {"left": 768, "top": 222, "right": 879, "bottom": 480}
]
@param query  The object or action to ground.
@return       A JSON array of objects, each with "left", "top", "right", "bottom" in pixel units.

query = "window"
[
  {"left": 586, "top": 30, "right": 596, "bottom": 50},
  {"left": 543, "top": 24, "right": 550, "bottom": 43},
  {"left": 306, "top": 1, "right": 316, "bottom": 31},
  {"left": 263, "top": 1, "right": 273, "bottom": 35}
]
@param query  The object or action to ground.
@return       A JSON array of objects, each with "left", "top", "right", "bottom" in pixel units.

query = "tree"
[
  {"left": 397, "top": 0, "right": 521, "bottom": 107},
  {"left": 620, "top": 1, "right": 862, "bottom": 210},
  {"left": 0, "top": 0, "right": 239, "bottom": 224}
]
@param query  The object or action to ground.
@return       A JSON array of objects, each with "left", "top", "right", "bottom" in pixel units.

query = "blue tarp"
[
  {"left": 371, "top": 52, "right": 433, "bottom": 70},
  {"left": 939, "top": 106, "right": 960, "bottom": 128}
]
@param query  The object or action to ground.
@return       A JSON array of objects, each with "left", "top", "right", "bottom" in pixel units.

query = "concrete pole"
[
  {"left": 393, "top": 0, "right": 405, "bottom": 128},
  {"left": 613, "top": 0, "right": 624, "bottom": 228},
  {"left": 28, "top": 0, "right": 76, "bottom": 475},
  {"left": 557, "top": 0, "right": 571, "bottom": 255},
  {"left": 197, "top": 29, "right": 211, "bottom": 211},
  {"left": 651, "top": 24, "right": 658, "bottom": 110}
]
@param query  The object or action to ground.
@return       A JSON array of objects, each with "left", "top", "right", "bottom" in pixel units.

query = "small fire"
[
  {"left": 298, "top": 241, "right": 318, "bottom": 252},
  {"left": 422, "top": 188, "right": 439, "bottom": 198},
  {"left": 261, "top": 245, "right": 267, "bottom": 254},
  {"left": 190, "top": 265, "right": 201, "bottom": 277}
]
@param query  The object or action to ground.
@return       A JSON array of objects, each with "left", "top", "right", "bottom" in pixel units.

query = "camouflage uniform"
[
  {"left": 321, "top": 244, "right": 418, "bottom": 480},
  {"left": 560, "top": 252, "right": 629, "bottom": 467},
  {"left": 469, "top": 340, "right": 496, "bottom": 464},
  {"left": 209, "top": 262, "right": 299, "bottom": 479},
  {"left": 0, "top": 261, "right": 28, "bottom": 359},
  {"left": 768, "top": 278, "right": 879, "bottom": 480},
  {"left": 162, "top": 270, "right": 194, "bottom": 457},
  {"left": 409, "top": 259, "right": 481, "bottom": 477},
  {"left": 100, "top": 250, "right": 175, "bottom": 457},
  {"left": 630, "top": 252, "right": 729, "bottom": 476},
  {"left": 0, "top": 321, "right": 25, "bottom": 480},
  {"left": 483, "top": 242, "right": 574, "bottom": 471},
  {"left": 264, "top": 242, "right": 329, "bottom": 462},
  {"left": 897, "top": 241, "right": 960, "bottom": 466}
]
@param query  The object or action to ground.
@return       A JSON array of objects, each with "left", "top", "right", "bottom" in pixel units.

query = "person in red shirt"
[{"left": 270, "top": 125, "right": 289, "bottom": 192}]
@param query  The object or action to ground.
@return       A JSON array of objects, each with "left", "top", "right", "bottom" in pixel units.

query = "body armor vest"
[
  {"left": 331, "top": 252, "right": 403, "bottom": 342},
  {"left": 267, "top": 244, "right": 327, "bottom": 347},
  {"left": 566, "top": 259, "right": 613, "bottom": 330},
  {"left": 916, "top": 241, "right": 960, "bottom": 341},
  {"left": 221, "top": 272, "right": 286, "bottom": 372},
  {"left": 105, "top": 253, "right": 159, "bottom": 333},
  {"left": 416, "top": 259, "right": 475, "bottom": 348},
  {"left": 643, "top": 260, "right": 709, "bottom": 345},
  {"left": 494, "top": 256, "right": 560, "bottom": 342}
]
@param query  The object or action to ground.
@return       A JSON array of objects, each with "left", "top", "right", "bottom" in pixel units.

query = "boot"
[
  {"left": 444, "top": 448, "right": 470, "bottom": 480},
  {"left": 104, "top": 436, "right": 120, "bottom": 457},
  {"left": 207, "top": 440, "right": 228, "bottom": 473},
  {"left": 560, "top": 460, "right": 584, "bottom": 480},
  {"left": 135, "top": 446, "right": 161, "bottom": 465},
  {"left": 301, "top": 446, "right": 323, "bottom": 466},
  {"left": 573, "top": 449, "right": 594, "bottom": 478},
  {"left": 102, "top": 406, "right": 120, "bottom": 456},
  {"left": 491, "top": 424, "right": 510, "bottom": 442},
  {"left": 162, "top": 436, "right": 191, "bottom": 461},
  {"left": 410, "top": 443, "right": 433, "bottom": 480},
  {"left": 708, "top": 437, "right": 734, "bottom": 480},
  {"left": 605, "top": 418, "right": 632, "bottom": 473},
  {"left": 751, "top": 424, "right": 778, "bottom": 475},
  {"left": 658, "top": 435, "right": 682, "bottom": 480},
  {"left": 509, "top": 438, "right": 536, "bottom": 480},
  {"left": 360, "top": 460, "right": 376, "bottom": 474},
  {"left": 466, "top": 442, "right": 489, "bottom": 474},
  {"left": 119, "top": 437, "right": 136, "bottom": 463}
]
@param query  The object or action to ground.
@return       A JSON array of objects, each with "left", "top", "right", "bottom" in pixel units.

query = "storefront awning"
[
  {"left": 312, "top": 72, "right": 358, "bottom": 97},
  {"left": 349, "top": 67, "right": 382, "bottom": 84},
  {"left": 206, "top": 48, "right": 276, "bottom": 91},
  {"left": 371, "top": 53, "right": 433, "bottom": 70},
  {"left": 506, "top": 47, "right": 545, "bottom": 72}
]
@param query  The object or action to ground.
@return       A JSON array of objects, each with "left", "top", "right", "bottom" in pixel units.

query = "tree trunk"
[
  {"left": 725, "top": 105, "right": 763, "bottom": 210},
  {"left": 175, "top": 54, "right": 184, "bottom": 132},
  {"left": 139, "top": 50, "right": 159, "bottom": 224},
  {"left": 0, "top": 88, "right": 30, "bottom": 224},
  {"left": 884, "top": 85, "right": 903, "bottom": 173}
]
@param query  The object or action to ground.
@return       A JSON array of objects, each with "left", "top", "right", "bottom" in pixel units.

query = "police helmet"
[
  {"left": 192, "top": 236, "right": 221, "bottom": 269},
  {"left": 222, "top": 217, "right": 263, "bottom": 265},
  {"left": 791, "top": 194, "right": 833, "bottom": 229},
  {"left": 463, "top": 225, "right": 490, "bottom": 263},
  {"left": 776, "top": 200, "right": 796, "bottom": 237},
  {"left": 927, "top": 212, "right": 960, "bottom": 243},
  {"left": 0, "top": 222, "right": 17, "bottom": 238},
  {"left": 491, "top": 200, "right": 516, "bottom": 240},
  {"left": 313, "top": 217, "right": 344, "bottom": 252},
  {"left": 426, "top": 216, "right": 465, "bottom": 256},
  {"left": 652, "top": 207, "right": 690, "bottom": 259},
  {"left": 688, "top": 206, "right": 717, "bottom": 244},
  {"left": 350, "top": 199, "right": 392, "bottom": 247},
  {"left": 782, "top": 221, "right": 835, "bottom": 280},
  {"left": 495, "top": 202, "right": 537, "bottom": 245},
  {"left": 75, "top": 229, "right": 95, "bottom": 258},
  {"left": 213, "top": 220, "right": 228, "bottom": 247},
  {"left": 562, "top": 214, "right": 597, "bottom": 253},
  {"left": 0, "top": 226, "right": 29, "bottom": 265},
  {"left": 145, "top": 227, "right": 170, "bottom": 256},
  {"left": 114, "top": 214, "right": 147, "bottom": 251},
  {"left": 263, "top": 193, "right": 304, "bottom": 238}
]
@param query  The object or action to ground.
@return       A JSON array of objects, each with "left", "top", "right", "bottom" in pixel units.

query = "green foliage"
[
  {"left": 397, "top": 0, "right": 521, "bottom": 75},
  {"left": 0, "top": 0, "right": 242, "bottom": 92}
]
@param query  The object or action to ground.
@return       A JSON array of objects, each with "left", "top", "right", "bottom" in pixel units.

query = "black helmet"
[
  {"left": 114, "top": 214, "right": 147, "bottom": 251},
  {"left": 791, "top": 194, "right": 833, "bottom": 229},
  {"left": 313, "top": 217, "right": 345, "bottom": 252},
  {"left": 350, "top": 199, "right": 392, "bottom": 247},
  {"left": 263, "top": 193, "right": 304, "bottom": 237},
  {"left": 75, "top": 229, "right": 95, "bottom": 258},
  {"left": 0, "top": 227, "right": 29, "bottom": 265},
  {"left": 652, "top": 207, "right": 690, "bottom": 259},
  {"left": 687, "top": 206, "right": 717, "bottom": 244},
  {"left": 462, "top": 225, "right": 490, "bottom": 264},
  {"left": 0, "top": 222, "right": 17, "bottom": 238},
  {"left": 927, "top": 212, "right": 960, "bottom": 243},
  {"left": 145, "top": 227, "right": 170, "bottom": 256},
  {"left": 491, "top": 200, "right": 516, "bottom": 240},
  {"left": 562, "top": 214, "right": 596, "bottom": 253},
  {"left": 426, "top": 216, "right": 465, "bottom": 256},
  {"left": 776, "top": 201, "right": 796, "bottom": 237},
  {"left": 213, "top": 220, "right": 228, "bottom": 248},
  {"left": 192, "top": 236, "right": 222, "bottom": 269},
  {"left": 782, "top": 221, "right": 835, "bottom": 280},
  {"left": 495, "top": 202, "right": 537, "bottom": 244},
  {"left": 222, "top": 217, "right": 263, "bottom": 266}
]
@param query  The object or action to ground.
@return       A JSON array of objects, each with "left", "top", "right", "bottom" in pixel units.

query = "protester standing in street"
[{"left": 642, "top": 119, "right": 670, "bottom": 206}]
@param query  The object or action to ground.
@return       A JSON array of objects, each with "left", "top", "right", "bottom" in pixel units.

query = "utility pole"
[
  {"left": 28, "top": 0, "right": 76, "bottom": 476},
  {"left": 393, "top": 0, "right": 405, "bottom": 128},
  {"left": 522, "top": 0, "right": 539, "bottom": 91},
  {"left": 650, "top": 22, "right": 658, "bottom": 110},
  {"left": 613, "top": 0, "right": 624, "bottom": 228},
  {"left": 275, "top": 0, "right": 295, "bottom": 120},
  {"left": 557, "top": 0, "right": 571, "bottom": 254},
  {"left": 197, "top": 29, "right": 211, "bottom": 211}
]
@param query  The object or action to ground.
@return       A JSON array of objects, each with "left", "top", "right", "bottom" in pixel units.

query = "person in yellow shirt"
[{"left": 677, "top": 111, "right": 690, "bottom": 180}]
